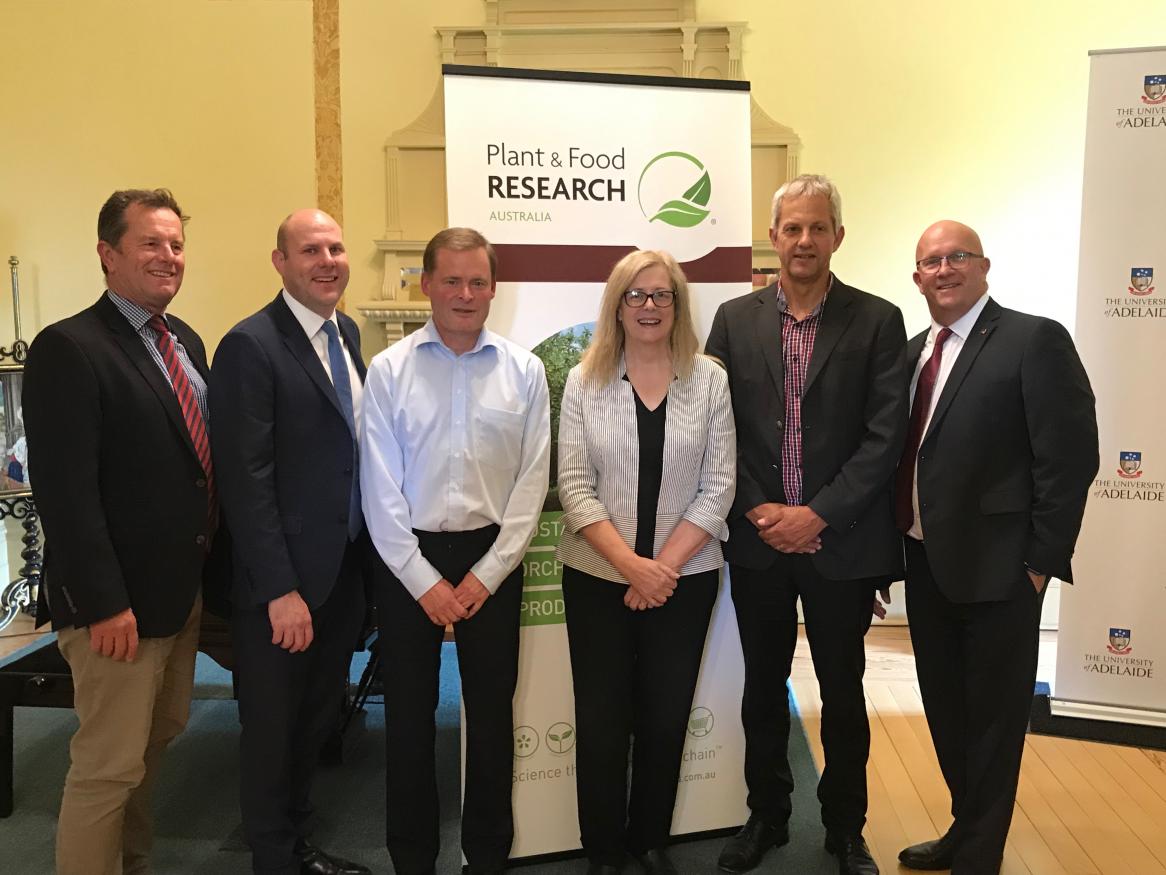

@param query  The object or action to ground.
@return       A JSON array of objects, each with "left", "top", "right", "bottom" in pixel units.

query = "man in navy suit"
[{"left": 211, "top": 209, "right": 372, "bottom": 875}]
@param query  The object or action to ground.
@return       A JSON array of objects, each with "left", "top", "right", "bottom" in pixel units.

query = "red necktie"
[
  {"left": 895, "top": 327, "right": 952, "bottom": 533},
  {"left": 148, "top": 315, "right": 217, "bottom": 524}
]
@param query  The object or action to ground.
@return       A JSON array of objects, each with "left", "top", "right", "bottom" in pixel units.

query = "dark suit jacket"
[
  {"left": 210, "top": 293, "right": 366, "bottom": 611},
  {"left": 23, "top": 294, "right": 226, "bottom": 637},
  {"left": 910, "top": 298, "right": 1099, "bottom": 602},
  {"left": 705, "top": 278, "right": 909, "bottom": 580}
]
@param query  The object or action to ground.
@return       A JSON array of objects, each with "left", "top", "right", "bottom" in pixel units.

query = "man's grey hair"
[{"left": 770, "top": 174, "right": 843, "bottom": 232}]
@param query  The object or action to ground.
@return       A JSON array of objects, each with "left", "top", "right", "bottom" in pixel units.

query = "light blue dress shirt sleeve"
[
  {"left": 360, "top": 352, "right": 444, "bottom": 600},
  {"left": 470, "top": 356, "right": 552, "bottom": 591}
]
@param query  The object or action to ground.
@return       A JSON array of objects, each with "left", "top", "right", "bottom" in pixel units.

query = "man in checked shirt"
[{"left": 705, "top": 174, "right": 909, "bottom": 875}]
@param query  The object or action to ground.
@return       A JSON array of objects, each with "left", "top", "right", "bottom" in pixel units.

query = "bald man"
[
  {"left": 894, "top": 221, "right": 1097, "bottom": 875},
  {"left": 211, "top": 210, "right": 373, "bottom": 875}
]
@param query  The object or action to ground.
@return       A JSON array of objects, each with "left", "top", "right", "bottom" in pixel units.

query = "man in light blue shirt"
[{"left": 361, "top": 227, "right": 551, "bottom": 875}]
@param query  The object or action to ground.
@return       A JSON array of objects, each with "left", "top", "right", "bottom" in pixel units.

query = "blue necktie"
[{"left": 321, "top": 320, "right": 362, "bottom": 540}]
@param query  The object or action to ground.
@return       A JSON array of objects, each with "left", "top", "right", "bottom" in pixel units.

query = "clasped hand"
[
  {"left": 418, "top": 572, "right": 492, "bottom": 627},
  {"left": 621, "top": 554, "right": 679, "bottom": 610},
  {"left": 749, "top": 502, "right": 824, "bottom": 553}
]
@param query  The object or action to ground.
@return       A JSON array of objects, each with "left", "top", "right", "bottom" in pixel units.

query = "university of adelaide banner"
[
  {"left": 1054, "top": 46, "right": 1166, "bottom": 727},
  {"left": 443, "top": 65, "right": 753, "bottom": 858}
]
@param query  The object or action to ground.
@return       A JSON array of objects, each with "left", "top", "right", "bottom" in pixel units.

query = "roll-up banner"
[
  {"left": 443, "top": 65, "right": 752, "bottom": 858},
  {"left": 1053, "top": 46, "right": 1166, "bottom": 728}
]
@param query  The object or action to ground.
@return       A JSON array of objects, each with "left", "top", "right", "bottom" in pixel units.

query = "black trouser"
[
  {"left": 377, "top": 525, "right": 521, "bottom": 875},
  {"left": 233, "top": 538, "right": 366, "bottom": 875},
  {"left": 729, "top": 556, "right": 879, "bottom": 836},
  {"left": 905, "top": 538, "right": 1043, "bottom": 875},
  {"left": 562, "top": 565, "right": 718, "bottom": 865}
]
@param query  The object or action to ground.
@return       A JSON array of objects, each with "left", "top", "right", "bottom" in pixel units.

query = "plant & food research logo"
[{"left": 637, "top": 151, "right": 712, "bottom": 229}]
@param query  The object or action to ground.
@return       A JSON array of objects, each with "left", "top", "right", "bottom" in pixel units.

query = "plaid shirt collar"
[{"left": 775, "top": 273, "right": 834, "bottom": 320}]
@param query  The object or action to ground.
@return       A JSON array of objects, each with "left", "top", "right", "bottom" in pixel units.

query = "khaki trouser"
[{"left": 55, "top": 596, "right": 201, "bottom": 875}]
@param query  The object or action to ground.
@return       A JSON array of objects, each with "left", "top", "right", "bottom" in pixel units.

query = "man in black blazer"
[
  {"left": 210, "top": 209, "right": 372, "bottom": 875},
  {"left": 706, "top": 175, "right": 908, "bottom": 875},
  {"left": 895, "top": 221, "right": 1097, "bottom": 875},
  {"left": 23, "top": 188, "right": 223, "bottom": 875}
]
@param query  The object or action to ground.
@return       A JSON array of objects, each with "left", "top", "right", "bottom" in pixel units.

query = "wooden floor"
[{"left": 790, "top": 625, "right": 1166, "bottom": 874}]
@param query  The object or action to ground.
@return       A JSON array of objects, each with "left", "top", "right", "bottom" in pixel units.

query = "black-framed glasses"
[
  {"left": 915, "top": 251, "right": 984, "bottom": 274},
  {"left": 623, "top": 288, "right": 675, "bottom": 308}
]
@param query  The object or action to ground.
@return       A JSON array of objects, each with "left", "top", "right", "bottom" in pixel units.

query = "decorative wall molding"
[{"left": 313, "top": 0, "right": 344, "bottom": 223}]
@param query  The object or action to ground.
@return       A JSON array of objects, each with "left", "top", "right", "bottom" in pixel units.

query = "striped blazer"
[{"left": 555, "top": 354, "right": 736, "bottom": 583}]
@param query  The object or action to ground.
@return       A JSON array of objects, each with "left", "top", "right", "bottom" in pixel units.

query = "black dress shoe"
[
  {"left": 824, "top": 833, "right": 879, "bottom": 875},
  {"left": 295, "top": 839, "right": 372, "bottom": 875},
  {"left": 631, "top": 847, "right": 678, "bottom": 874},
  {"left": 717, "top": 816, "right": 790, "bottom": 873},
  {"left": 898, "top": 831, "right": 956, "bottom": 870}
]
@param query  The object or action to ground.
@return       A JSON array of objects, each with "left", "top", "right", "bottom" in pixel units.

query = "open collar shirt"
[
  {"left": 776, "top": 276, "right": 832, "bottom": 506},
  {"left": 360, "top": 320, "right": 551, "bottom": 599}
]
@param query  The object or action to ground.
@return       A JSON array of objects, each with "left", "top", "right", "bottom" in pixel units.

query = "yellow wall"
[
  {"left": 697, "top": 0, "right": 1165, "bottom": 333},
  {"left": 4, "top": 0, "right": 1163, "bottom": 357},
  {"left": 0, "top": 0, "right": 316, "bottom": 352},
  {"left": 339, "top": 0, "right": 484, "bottom": 361}
]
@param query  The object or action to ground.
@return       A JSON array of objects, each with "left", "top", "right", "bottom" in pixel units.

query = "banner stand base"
[{"left": 1030, "top": 682, "right": 1166, "bottom": 751}]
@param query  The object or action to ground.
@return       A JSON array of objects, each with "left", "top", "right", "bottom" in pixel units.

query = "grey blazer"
[{"left": 555, "top": 354, "right": 736, "bottom": 582}]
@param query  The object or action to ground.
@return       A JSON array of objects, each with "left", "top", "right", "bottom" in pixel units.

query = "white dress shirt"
[
  {"left": 281, "top": 289, "right": 364, "bottom": 439},
  {"left": 907, "top": 292, "right": 990, "bottom": 540},
  {"left": 360, "top": 320, "right": 551, "bottom": 599}
]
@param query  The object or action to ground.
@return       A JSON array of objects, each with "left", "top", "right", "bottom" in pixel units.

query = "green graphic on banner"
[
  {"left": 637, "top": 151, "right": 712, "bottom": 228},
  {"left": 521, "top": 588, "right": 565, "bottom": 627},
  {"left": 522, "top": 511, "right": 566, "bottom": 626},
  {"left": 523, "top": 554, "right": 563, "bottom": 587},
  {"left": 529, "top": 511, "right": 566, "bottom": 548}
]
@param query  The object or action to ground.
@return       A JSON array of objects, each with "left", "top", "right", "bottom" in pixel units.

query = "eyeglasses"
[
  {"left": 915, "top": 251, "right": 984, "bottom": 274},
  {"left": 623, "top": 288, "right": 675, "bottom": 308}
]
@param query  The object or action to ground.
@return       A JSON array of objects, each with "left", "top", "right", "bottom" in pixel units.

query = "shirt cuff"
[
  {"left": 682, "top": 506, "right": 730, "bottom": 542},
  {"left": 561, "top": 499, "right": 610, "bottom": 534},
  {"left": 471, "top": 546, "right": 508, "bottom": 594},
  {"left": 397, "top": 550, "right": 444, "bottom": 601}
]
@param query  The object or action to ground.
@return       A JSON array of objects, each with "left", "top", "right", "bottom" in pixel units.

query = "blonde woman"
[{"left": 556, "top": 249, "right": 736, "bottom": 874}]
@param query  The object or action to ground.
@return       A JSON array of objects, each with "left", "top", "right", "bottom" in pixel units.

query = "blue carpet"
[{"left": 1, "top": 644, "right": 833, "bottom": 874}]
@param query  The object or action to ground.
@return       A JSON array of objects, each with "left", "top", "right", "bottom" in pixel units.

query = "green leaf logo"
[
  {"left": 545, "top": 721, "right": 577, "bottom": 754},
  {"left": 684, "top": 171, "right": 711, "bottom": 206},
  {"left": 651, "top": 199, "right": 710, "bottom": 227},
  {"left": 637, "top": 151, "right": 713, "bottom": 229}
]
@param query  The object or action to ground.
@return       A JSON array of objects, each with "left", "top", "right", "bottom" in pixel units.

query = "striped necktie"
[
  {"left": 894, "top": 327, "right": 952, "bottom": 533},
  {"left": 147, "top": 315, "right": 216, "bottom": 523}
]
